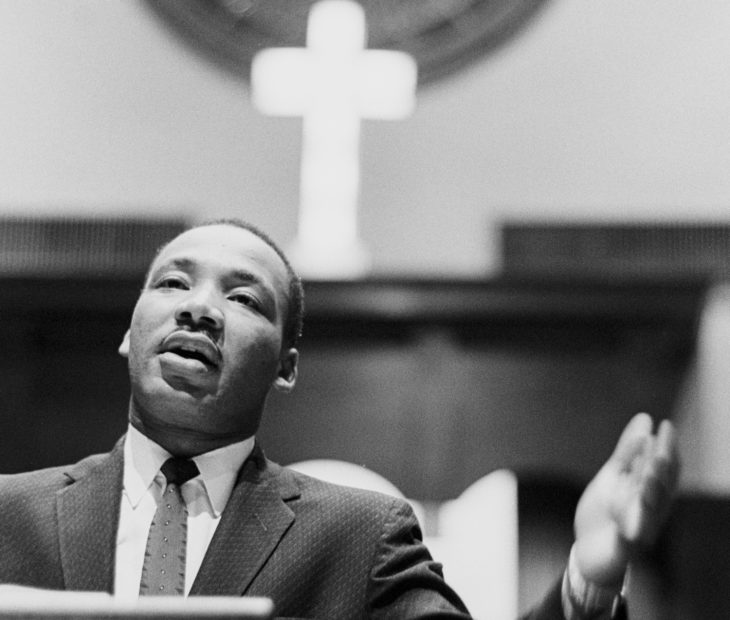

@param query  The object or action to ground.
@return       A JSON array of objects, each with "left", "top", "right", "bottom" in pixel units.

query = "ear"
[
  {"left": 273, "top": 348, "right": 298, "bottom": 392},
  {"left": 118, "top": 329, "right": 131, "bottom": 358}
]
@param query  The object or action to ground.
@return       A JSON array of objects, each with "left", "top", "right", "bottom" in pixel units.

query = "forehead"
[{"left": 151, "top": 225, "right": 290, "bottom": 296}]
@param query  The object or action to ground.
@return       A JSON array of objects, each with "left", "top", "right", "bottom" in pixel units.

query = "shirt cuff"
[{"left": 560, "top": 545, "right": 625, "bottom": 620}]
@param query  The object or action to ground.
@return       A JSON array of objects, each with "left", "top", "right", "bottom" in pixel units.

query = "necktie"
[{"left": 139, "top": 457, "right": 200, "bottom": 596}]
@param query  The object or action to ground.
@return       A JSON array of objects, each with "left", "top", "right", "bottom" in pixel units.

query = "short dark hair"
[{"left": 148, "top": 218, "right": 305, "bottom": 349}]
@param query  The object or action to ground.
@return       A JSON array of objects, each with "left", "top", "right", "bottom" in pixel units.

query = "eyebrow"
[
  {"left": 146, "top": 257, "right": 194, "bottom": 284},
  {"left": 228, "top": 269, "right": 263, "bottom": 286},
  {"left": 163, "top": 257, "right": 195, "bottom": 272}
]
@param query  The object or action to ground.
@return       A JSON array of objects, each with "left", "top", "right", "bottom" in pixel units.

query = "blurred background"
[{"left": 1, "top": 1, "right": 730, "bottom": 617}]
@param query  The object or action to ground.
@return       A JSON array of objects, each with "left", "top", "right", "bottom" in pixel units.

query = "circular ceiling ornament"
[{"left": 144, "top": 0, "right": 551, "bottom": 87}]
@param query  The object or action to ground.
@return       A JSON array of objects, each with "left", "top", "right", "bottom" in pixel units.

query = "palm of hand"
[{"left": 572, "top": 413, "right": 679, "bottom": 587}]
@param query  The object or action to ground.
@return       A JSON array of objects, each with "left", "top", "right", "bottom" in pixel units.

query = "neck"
[{"left": 128, "top": 405, "right": 254, "bottom": 458}]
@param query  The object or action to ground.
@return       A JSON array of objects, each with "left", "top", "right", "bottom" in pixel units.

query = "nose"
[{"left": 174, "top": 285, "right": 224, "bottom": 331}]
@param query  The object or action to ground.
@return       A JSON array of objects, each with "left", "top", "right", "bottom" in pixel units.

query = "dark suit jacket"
[{"left": 0, "top": 440, "right": 567, "bottom": 619}]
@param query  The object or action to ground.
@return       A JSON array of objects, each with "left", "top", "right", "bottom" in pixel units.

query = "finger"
[
  {"left": 626, "top": 481, "right": 670, "bottom": 544},
  {"left": 610, "top": 412, "right": 654, "bottom": 471},
  {"left": 655, "top": 419, "right": 680, "bottom": 474},
  {"left": 625, "top": 425, "right": 681, "bottom": 543},
  {"left": 637, "top": 464, "right": 669, "bottom": 514},
  {"left": 621, "top": 474, "right": 665, "bottom": 543},
  {"left": 656, "top": 418, "right": 675, "bottom": 446},
  {"left": 638, "top": 421, "right": 680, "bottom": 510}
]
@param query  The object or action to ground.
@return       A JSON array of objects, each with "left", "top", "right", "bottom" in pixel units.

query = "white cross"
[{"left": 251, "top": 0, "right": 417, "bottom": 278}]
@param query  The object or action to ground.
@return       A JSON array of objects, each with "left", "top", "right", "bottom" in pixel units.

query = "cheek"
[
  {"left": 127, "top": 306, "right": 164, "bottom": 360},
  {"left": 131, "top": 296, "right": 171, "bottom": 335},
  {"left": 225, "top": 328, "right": 283, "bottom": 375}
]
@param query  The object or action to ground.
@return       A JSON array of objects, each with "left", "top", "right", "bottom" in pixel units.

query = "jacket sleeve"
[
  {"left": 365, "top": 497, "right": 472, "bottom": 619},
  {"left": 364, "top": 497, "right": 577, "bottom": 620}
]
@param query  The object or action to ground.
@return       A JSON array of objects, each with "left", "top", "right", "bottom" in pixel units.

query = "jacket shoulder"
[
  {"left": 277, "top": 462, "right": 408, "bottom": 511},
  {"left": 0, "top": 450, "right": 113, "bottom": 495}
]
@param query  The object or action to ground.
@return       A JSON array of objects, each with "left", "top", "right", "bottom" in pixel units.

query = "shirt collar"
[{"left": 123, "top": 424, "right": 255, "bottom": 516}]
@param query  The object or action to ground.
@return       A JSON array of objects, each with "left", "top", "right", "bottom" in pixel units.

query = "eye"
[
  {"left": 155, "top": 276, "right": 188, "bottom": 290},
  {"left": 229, "top": 292, "right": 261, "bottom": 311}
]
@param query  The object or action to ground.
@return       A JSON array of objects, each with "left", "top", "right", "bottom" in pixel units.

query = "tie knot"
[{"left": 160, "top": 457, "right": 199, "bottom": 486}]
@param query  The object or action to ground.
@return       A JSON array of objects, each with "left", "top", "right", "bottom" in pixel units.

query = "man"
[{"left": 0, "top": 219, "right": 679, "bottom": 618}]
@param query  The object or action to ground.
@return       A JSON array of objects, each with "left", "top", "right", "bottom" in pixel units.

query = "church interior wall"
[{"left": 1, "top": 0, "right": 730, "bottom": 276}]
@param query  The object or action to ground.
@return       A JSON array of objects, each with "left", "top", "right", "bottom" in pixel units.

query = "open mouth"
[
  {"left": 160, "top": 332, "right": 221, "bottom": 368},
  {"left": 170, "top": 346, "right": 214, "bottom": 366}
]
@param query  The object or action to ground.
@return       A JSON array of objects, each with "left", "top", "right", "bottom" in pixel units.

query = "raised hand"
[{"left": 572, "top": 412, "right": 680, "bottom": 587}]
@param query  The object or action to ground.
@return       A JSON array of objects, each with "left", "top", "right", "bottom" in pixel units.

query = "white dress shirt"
[{"left": 114, "top": 425, "right": 254, "bottom": 598}]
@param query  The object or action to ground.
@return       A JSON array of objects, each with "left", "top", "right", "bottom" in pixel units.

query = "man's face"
[{"left": 119, "top": 224, "right": 298, "bottom": 446}]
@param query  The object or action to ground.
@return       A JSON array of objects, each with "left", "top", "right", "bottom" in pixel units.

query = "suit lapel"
[
  {"left": 57, "top": 442, "right": 124, "bottom": 592},
  {"left": 190, "top": 447, "right": 298, "bottom": 596}
]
